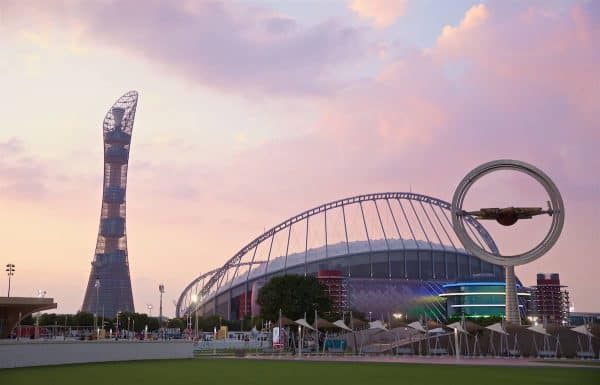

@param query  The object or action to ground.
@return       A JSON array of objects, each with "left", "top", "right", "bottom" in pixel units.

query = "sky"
[{"left": 0, "top": 0, "right": 598, "bottom": 316}]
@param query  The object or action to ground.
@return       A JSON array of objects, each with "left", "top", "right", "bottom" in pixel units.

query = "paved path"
[{"left": 239, "top": 354, "right": 600, "bottom": 369}]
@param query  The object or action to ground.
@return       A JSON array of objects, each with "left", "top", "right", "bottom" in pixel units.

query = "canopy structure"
[
  {"left": 429, "top": 327, "right": 446, "bottom": 334},
  {"left": 407, "top": 321, "right": 426, "bottom": 333},
  {"left": 571, "top": 325, "right": 594, "bottom": 337},
  {"left": 447, "top": 322, "right": 468, "bottom": 334},
  {"left": 0, "top": 297, "right": 58, "bottom": 338},
  {"left": 464, "top": 320, "right": 484, "bottom": 333},
  {"left": 315, "top": 318, "right": 335, "bottom": 329},
  {"left": 527, "top": 324, "right": 550, "bottom": 336},
  {"left": 294, "top": 318, "right": 316, "bottom": 331},
  {"left": 276, "top": 316, "right": 295, "bottom": 326},
  {"left": 485, "top": 322, "right": 508, "bottom": 335},
  {"left": 369, "top": 320, "right": 388, "bottom": 331},
  {"left": 350, "top": 318, "right": 367, "bottom": 329},
  {"left": 333, "top": 320, "right": 353, "bottom": 332}
]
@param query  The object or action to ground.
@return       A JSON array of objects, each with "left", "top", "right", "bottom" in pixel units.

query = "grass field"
[{"left": 1, "top": 359, "right": 598, "bottom": 385}]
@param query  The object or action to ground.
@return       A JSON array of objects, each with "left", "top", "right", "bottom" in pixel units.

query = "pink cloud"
[
  {"left": 0, "top": 137, "right": 48, "bottom": 199},
  {"left": 2, "top": 0, "right": 367, "bottom": 96},
  {"left": 349, "top": 0, "right": 408, "bottom": 28}
]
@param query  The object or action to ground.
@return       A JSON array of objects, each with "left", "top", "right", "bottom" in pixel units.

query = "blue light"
[{"left": 442, "top": 282, "right": 522, "bottom": 288}]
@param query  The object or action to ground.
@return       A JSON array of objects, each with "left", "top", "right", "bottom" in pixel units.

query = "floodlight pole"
[
  {"left": 116, "top": 311, "right": 120, "bottom": 338},
  {"left": 94, "top": 276, "right": 100, "bottom": 337},
  {"left": 6, "top": 264, "right": 15, "bottom": 297},
  {"left": 159, "top": 284, "right": 165, "bottom": 339}
]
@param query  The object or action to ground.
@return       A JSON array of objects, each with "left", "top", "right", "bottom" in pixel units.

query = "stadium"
[{"left": 177, "top": 192, "right": 526, "bottom": 322}]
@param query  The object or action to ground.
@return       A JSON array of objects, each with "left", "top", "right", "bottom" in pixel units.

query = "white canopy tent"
[
  {"left": 333, "top": 320, "right": 353, "bottom": 332},
  {"left": 369, "top": 320, "right": 388, "bottom": 331},
  {"left": 485, "top": 322, "right": 511, "bottom": 357},
  {"left": 485, "top": 322, "right": 508, "bottom": 335},
  {"left": 571, "top": 325, "right": 594, "bottom": 337},
  {"left": 447, "top": 322, "right": 468, "bottom": 334},
  {"left": 571, "top": 325, "right": 595, "bottom": 358},
  {"left": 294, "top": 318, "right": 316, "bottom": 356},
  {"left": 447, "top": 321, "right": 470, "bottom": 356},
  {"left": 407, "top": 321, "right": 426, "bottom": 333},
  {"left": 527, "top": 324, "right": 559, "bottom": 358},
  {"left": 294, "top": 318, "right": 315, "bottom": 331},
  {"left": 527, "top": 324, "right": 550, "bottom": 336}
]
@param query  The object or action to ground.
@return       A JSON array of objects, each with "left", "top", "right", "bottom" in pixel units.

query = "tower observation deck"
[{"left": 82, "top": 91, "right": 138, "bottom": 317}]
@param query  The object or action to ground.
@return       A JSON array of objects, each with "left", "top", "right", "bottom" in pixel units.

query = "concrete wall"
[{"left": 0, "top": 340, "right": 193, "bottom": 368}]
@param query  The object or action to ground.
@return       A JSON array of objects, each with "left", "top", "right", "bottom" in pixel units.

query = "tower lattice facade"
[{"left": 82, "top": 91, "right": 138, "bottom": 318}]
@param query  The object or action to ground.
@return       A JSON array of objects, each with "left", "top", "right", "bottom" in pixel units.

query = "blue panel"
[
  {"left": 443, "top": 282, "right": 522, "bottom": 288},
  {"left": 101, "top": 217, "right": 125, "bottom": 237},
  {"left": 105, "top": 145, "right": 129, "bottom": 164},
  {"left": 103, "top": 186, "right": 125, "bottom": 204},
  {"left": 104, "top": 129, "right": 131, "bottom": 145}
]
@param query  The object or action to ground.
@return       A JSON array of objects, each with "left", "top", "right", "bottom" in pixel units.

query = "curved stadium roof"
[{"left": 176, "top": 192, "right": 499, "bottom": 317}]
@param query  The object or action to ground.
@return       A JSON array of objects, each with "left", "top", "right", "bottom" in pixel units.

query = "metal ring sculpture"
[
  {"left": 452, "top": 159, "right": 565, "bottom": 266},
  {"left": 177, "top": 192, "right": 500, "bottom": 318}
]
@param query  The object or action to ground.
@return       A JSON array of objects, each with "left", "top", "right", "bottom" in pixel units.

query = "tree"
[
  {"left": 167, "top": 318, "right": 185, "bottom": 330},
  {"left": 113, "top": 312, "right": 160, "bottom": 332},
  {"left": 257, "top": 275, "right": 331, "bottom": 323},
  {"left": 72, "top": 311, "right": 94, "bottom": 327}
]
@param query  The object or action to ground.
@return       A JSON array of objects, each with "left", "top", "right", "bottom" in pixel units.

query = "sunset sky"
[{"left": 1, "top": 0, "right": 598, "bottom": 316}]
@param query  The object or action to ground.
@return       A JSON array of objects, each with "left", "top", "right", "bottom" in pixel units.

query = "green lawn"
[{"left": 1, "top": 359, "right": 598, "bottom": 385}]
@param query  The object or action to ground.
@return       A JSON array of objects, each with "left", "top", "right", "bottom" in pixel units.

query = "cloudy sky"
[{"left": 1, "top": 0, "right": 598, "bottom": 316}]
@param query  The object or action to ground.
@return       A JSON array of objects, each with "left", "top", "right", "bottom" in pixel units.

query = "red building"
[{"left": 531, "top": 273, "right": 570, "bottom": 325}]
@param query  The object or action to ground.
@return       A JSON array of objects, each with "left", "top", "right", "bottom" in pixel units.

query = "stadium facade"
[
  {"left": 177, "top": 193, "right": 523, "bottom": 322},
  {"left": 82, "top": 91, "right": 138, "bottom": 318}
]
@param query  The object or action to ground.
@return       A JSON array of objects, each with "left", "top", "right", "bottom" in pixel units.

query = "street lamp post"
[
  {"left": 116, "top": 311, "right": 121, "bottom": 339},
  {"left": 35, "top": 290, "right": 46, "bottom": 339},
  {"left": 191, "top": 294, "right": 199, "bottom": 340},
  {"left": 94, "top": 276, "right": 100, "bottom": 338},
  {"left": 159, "top": 284, "right": 165, "bottom": 339},
  {"left": 146, "top": 304, "right": 153, "bottom": 339},
  {"left": 5, "top": 264, "right": 15, "bottom": 297}
]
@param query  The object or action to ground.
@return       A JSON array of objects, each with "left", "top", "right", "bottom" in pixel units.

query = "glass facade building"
[{"left": 440, "top": 281, "right": 530, "bottom": 319}]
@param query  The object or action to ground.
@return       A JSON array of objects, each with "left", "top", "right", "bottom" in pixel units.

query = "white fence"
[{"left": 0, "top": 340, "right": 193, "bottom": 368}]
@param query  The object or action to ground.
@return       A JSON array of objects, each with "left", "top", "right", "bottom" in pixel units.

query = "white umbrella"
[
  {"left": 527, "top": 324, "right": 550, "bottom": 336},
  {"left": 571, "top": 325, "right": 594, "bottom": 337},
  {"left": 485, "top": 322, "right": 508, "bottom": 335},
  {"left": 294, "top": 318, "right": 316, "bottom": 331},
  {"left": 369, "top": 320, "right": 388, "bottom": 331},
  {"left": 333, "top": 320, "right": 353, "bottom": 332},
  {"left": 447, "top": 322, "right": 468, "bottom": 334},
  {"left": 408, "top": 321, "right": 426, "bottom": 333}
]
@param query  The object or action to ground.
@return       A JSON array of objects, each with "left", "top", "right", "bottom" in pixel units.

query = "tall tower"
[{"left": 82, "top": 91, "right": 138, "bottom": 318}]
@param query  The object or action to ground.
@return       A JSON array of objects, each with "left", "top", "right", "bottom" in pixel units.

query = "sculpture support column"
[{"left": 505, "top": 265, "right": 520, "bottom": 324}]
